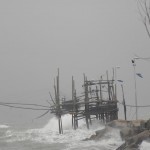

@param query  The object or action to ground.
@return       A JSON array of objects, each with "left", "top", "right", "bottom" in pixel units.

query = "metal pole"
[
  {"left": 132, "top": 55, "right": 150, "bottom": 120},
  {"left": 132, "top": 60, "right": 138, "bottom": 120}
]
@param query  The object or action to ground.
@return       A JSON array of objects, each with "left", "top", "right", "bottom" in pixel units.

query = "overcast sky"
[{"left": 0, "top": 0, "right": 150, "bottom": 126}]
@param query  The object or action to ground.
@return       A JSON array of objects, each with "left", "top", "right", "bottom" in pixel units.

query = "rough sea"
[{"left": 0, "top": 114, "right": 150, "bottom": 150}]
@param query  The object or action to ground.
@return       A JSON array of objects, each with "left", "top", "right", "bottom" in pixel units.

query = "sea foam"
[
  {"left": 140, "top": 141, "right": 150, "bottom": 150},
  {"left": 4, "top": 114, "right": 123, "bottom": 150},
  {"left": 0, "top": 124, "right": 9, "bottom": 129}
]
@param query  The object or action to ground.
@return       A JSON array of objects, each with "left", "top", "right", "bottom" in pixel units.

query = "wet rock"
[
  {"left": 107, "top": 119, "right": 146, "bottom": 129},
  {"left": 126, "top": 130, "right": 150, "bottom": 147},
  {"left": 117, "top": 130, "right": 150, "bottom": 150},
  {"left": 83, "top": 119, "right": 150, "bottom": 150},
  {"left": 84, "top": 128, "right": 107, "bottom": 141},
  {"left": 83, "top": 134, "right": 97, "bottom": 141},
  {"left": 145, "top": 119, "right": 150, "bottom": 130},
  {"left": 107, "top": 120, "right": 130, "bottom": 128},
  {"left": 83, "top": 126, "right": 114, "bottom": 141},
  {"left": 120, "top": 127, "right": 135, "bottom": 140},
  {"left": 120, "top": 126, "right": 144, "bottom": 140}
]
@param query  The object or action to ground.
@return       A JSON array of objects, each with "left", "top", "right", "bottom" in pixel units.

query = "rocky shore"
[{"left": 84, "top": 119, "right": 150, "bottom": 150}]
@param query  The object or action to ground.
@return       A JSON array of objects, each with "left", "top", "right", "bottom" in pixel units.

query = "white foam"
[
  {"left": 0, "top": 124, "right": 9, "bottom": 128},
  {"left": 66, "top": 127, "right": 123, "bottom": 150},
  {"left": 41, "top": 114, "right": 85, "bottom": 132},
  {"left": 5, "top": 114, "right": 87, "bottom": 143},
  {"left": 4, "top": 115, "right": 123, "bottom": 150},
  {"left": 140, "top": 141, "right": 150, "bottom": 150}
]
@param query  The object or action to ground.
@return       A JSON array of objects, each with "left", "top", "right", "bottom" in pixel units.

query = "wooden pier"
[{"left": 50, "top": 69, "right": 119, "bottom": 133}]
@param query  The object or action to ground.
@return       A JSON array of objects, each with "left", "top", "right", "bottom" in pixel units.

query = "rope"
[
  {"left": 118, "top": 101, "right": 150, "bottom": 108},
  {"left": 0, "top": 102, "right": 50, "bottom": 108},
  {"left": 0, "top": 102, "right": 50, "bottom": 111}
]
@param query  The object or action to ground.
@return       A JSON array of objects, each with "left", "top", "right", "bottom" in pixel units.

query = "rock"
[
  {"left": 145, "top": 119, "right": 150, "bottom": 129},
  {"left": 118, "top": 130, "right": 150, "bottom": 150},
  {"left": 95, "top": 128, "right": 106, "bottom": 137},
  {"left": 126, "top": 130, "right": 150, "bottom": 145},
  {"left": 84, "top": 119, "right": 150, "bottom": 150},
  {"left": 84, "top": 126, "right": 115, "bottom": 141},
  {"left": 107, "top": 119, "right": 146, "bottom": 129},
  {"left": 120, "top": 127, "right": 135, "bottom": 140},
  {"left": 108, "top": 119, "right": 150, "bottom": 150},
  {"left": 120, "top": 126, "right": 144, "bottom": 140},
  {"left": 107, "top": 119, "right": 129, "bottom": 128},
  {"left": 83, "top": 134, "right": 97, "bottom": 141},
  {"left": 86, "top": 128, "right": 107, "bottom": 141},
  {"left": 94, "top": 127, "right": 113, "bottom": 140}
]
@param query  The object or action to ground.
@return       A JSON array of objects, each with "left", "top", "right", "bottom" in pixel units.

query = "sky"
[{"left": 0, "top": 0, "right": 150, "bottom": 126}]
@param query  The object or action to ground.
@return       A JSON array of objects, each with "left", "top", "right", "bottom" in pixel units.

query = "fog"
[{"left": 0, "top": 0, "right": 150, "bottom": 126}]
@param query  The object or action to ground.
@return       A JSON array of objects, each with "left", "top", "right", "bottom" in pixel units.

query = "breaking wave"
[
  {"left": 0, "top": 124, "right": 9, "bottom": 129},
  {"left": 2, "top": 114, "right": 123, "bottom": 150}
]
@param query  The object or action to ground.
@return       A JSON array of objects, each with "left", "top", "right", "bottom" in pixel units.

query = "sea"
[{"left": 0, "top": 114, "right": 150, "bottom": 150}]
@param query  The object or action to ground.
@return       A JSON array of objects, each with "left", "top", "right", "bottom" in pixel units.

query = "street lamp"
[
  {"left": 132, "top": 55, "right": 150, "bottom": 120},
  {"left": 132, "top": 59, "right": 138, "bottom": 120}
]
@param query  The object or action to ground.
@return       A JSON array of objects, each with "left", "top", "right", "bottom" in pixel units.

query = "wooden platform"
[{"left": 50, "top": 69, "right": 119, "bottom": 133}]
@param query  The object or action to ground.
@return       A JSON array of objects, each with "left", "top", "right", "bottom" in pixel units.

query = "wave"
[
  {"left": 2, "top": 116, "right": 150, "bottom": 150},
  {"left": 0, "top": 124, "right": 9, "bottom": 129},
  {"left": 3, "top": 114, "right": 123, "bottom": 150},
  {"left": 41, "top": 114, "right": 85, "bottom": 132},
  {"left": 0, "top": 124, "right": 10, "bottom": 140}
]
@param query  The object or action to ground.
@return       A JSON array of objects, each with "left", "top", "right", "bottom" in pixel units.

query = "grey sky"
[{"left": 0, "top": 0, "right": 150, "bottom": 126}]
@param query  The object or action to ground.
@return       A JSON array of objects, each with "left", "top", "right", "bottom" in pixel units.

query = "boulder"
[
  {"left": 85, "top": 128, "right": 107, "bottom": 141},
  {"left": 120, "top": 126, "right": 144, "bottom": 140},
  {"left": 94, "top": 126, "right": 114, "bottom": 140},
  {"left": 84, "top": 126, "right": 114, "bottom": 141},
  {"left": 107, "top": 119, "right": 146, "bottom": 129},
  {"left": 118, "top": 130, "right": 150, "bottom": 149},
  {"left": 126, "top": 130, "right": 150, "bottom": 146},
  {"left": 145, "top": 119, "right": 150, "bottom": 129},
  {"left": 84, "top": 119, "right": 150, "bottom": 150}
]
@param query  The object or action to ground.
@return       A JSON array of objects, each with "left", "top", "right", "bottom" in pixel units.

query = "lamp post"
[
  {"left": 132, "top": 55, "right": 150, "bottom": 120},
  {"left": 132, "top": 59, "right": 138, "bottom": 120}
]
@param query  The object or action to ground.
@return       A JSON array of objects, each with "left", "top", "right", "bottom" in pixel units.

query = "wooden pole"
[
  {"left": 99, "top": 77, "right": 103, "bottom": 103},
  {"left": 106, "top": 71, "right": 111, "bottom": 100},
  {"left": 74, "top": 90, "right": 78, "bottom": 128},
  {"left": 96, "top": 86, "right": 99, "bottom": 120},
  {"left": 84, "top": 74, "right": 89, "bottom": 129},
  {"left": 121, "top": 84, "right": 127, "bottom": 120},
  {"left": 72, "top": 76, "right": 74, "bottom": 128},
  {"left": 56, "top": 68, "right": 63, "bottom": 134}
]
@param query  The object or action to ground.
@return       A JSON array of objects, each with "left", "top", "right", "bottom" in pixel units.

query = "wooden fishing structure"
[{"left": 50, "top": 69, "right": 118, "bottom": 134}]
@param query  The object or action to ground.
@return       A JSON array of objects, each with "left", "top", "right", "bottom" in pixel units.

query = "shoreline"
[{"left": 84, "top": 119, "right": 150, "bottom": 150}]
